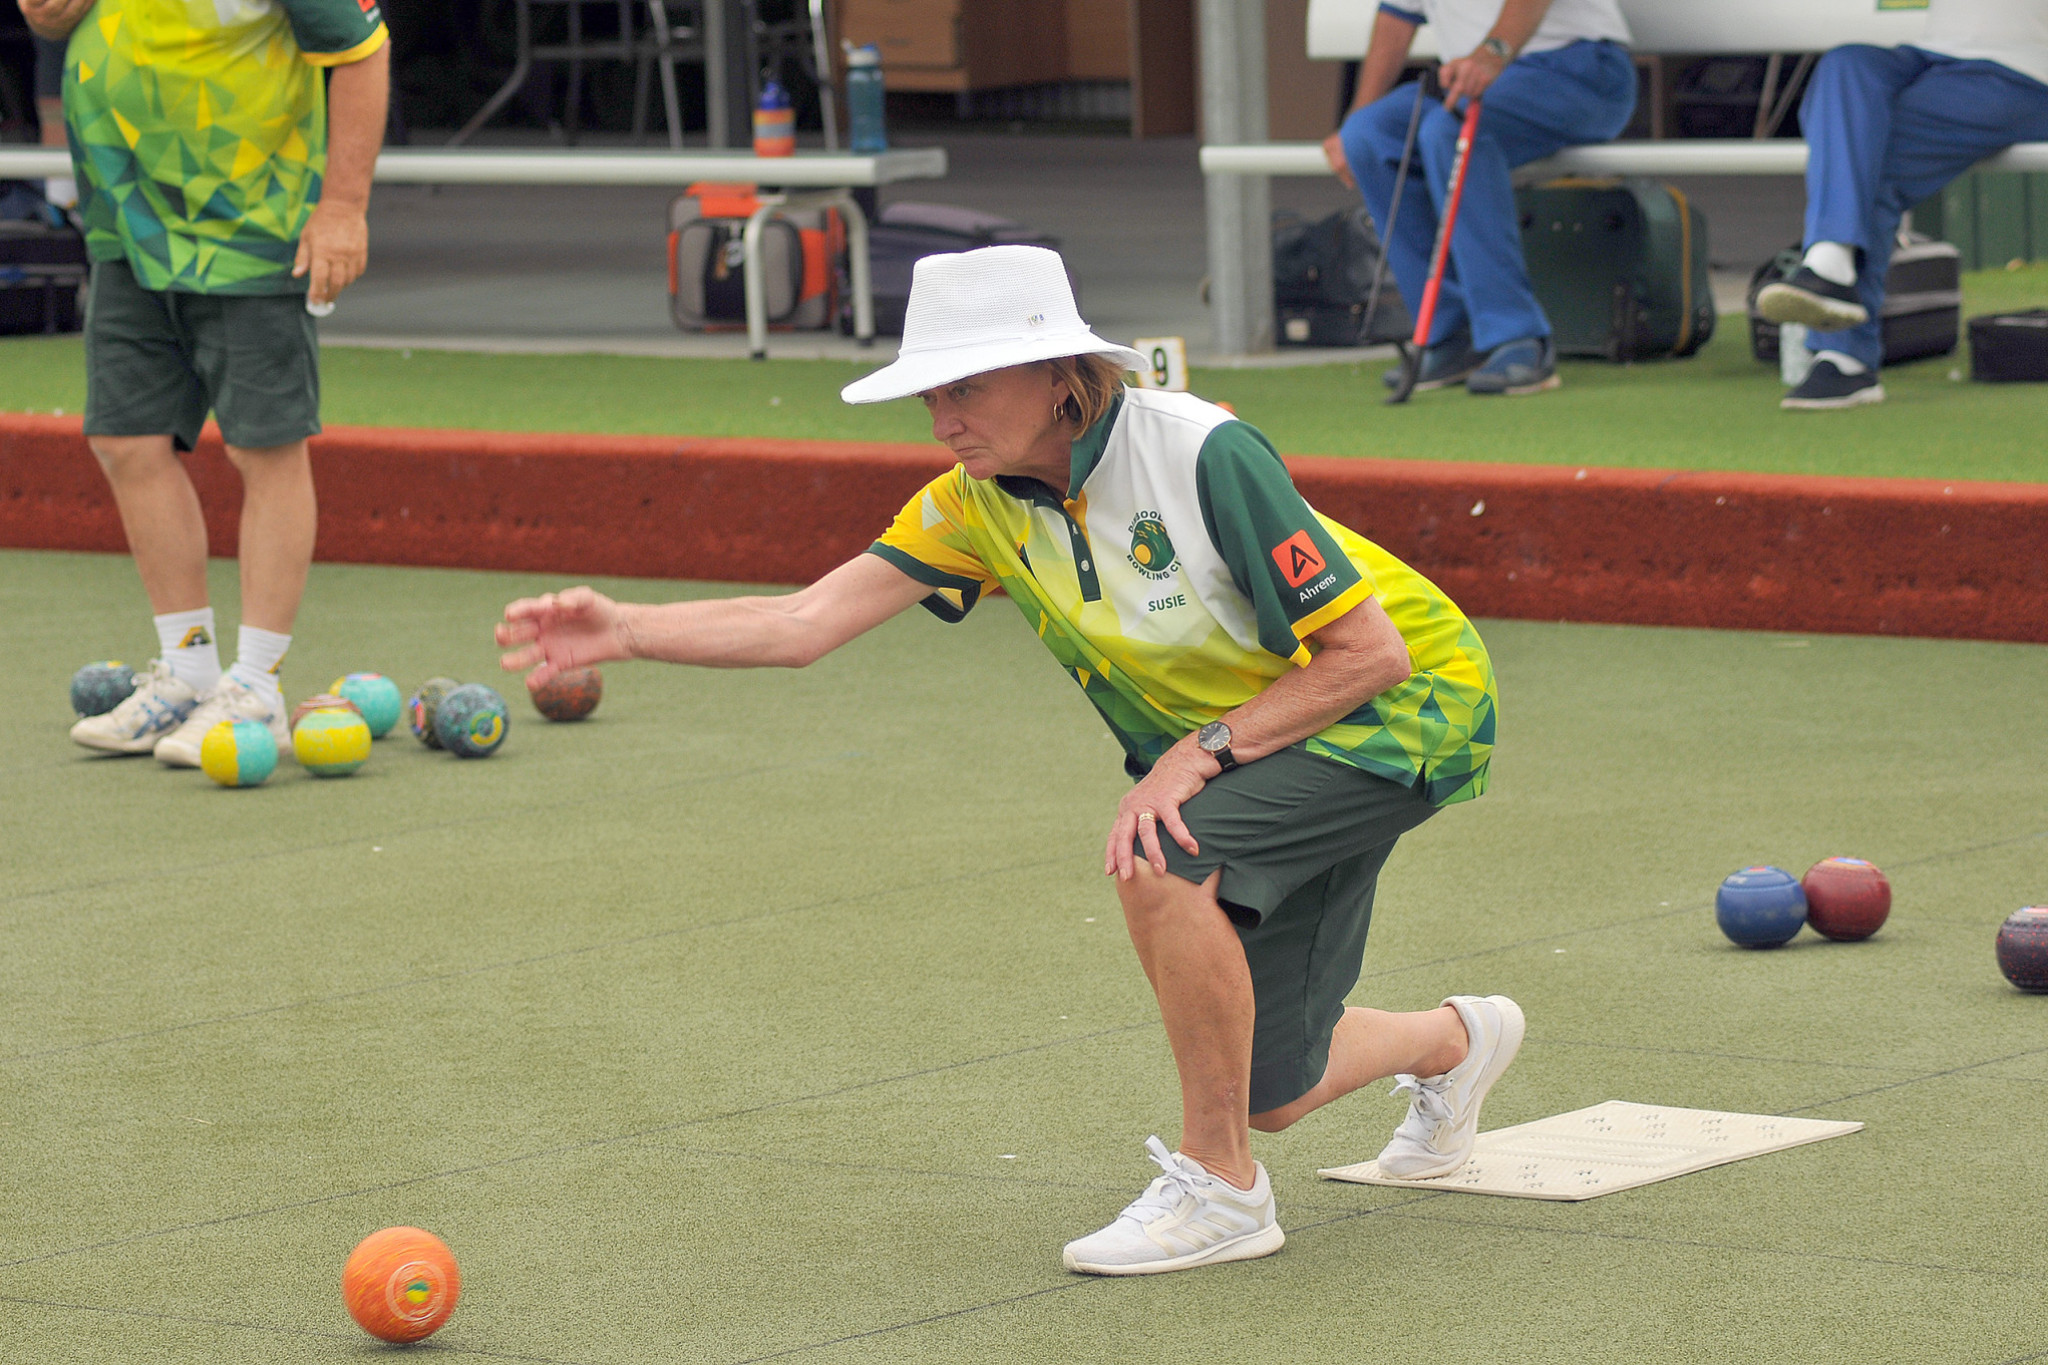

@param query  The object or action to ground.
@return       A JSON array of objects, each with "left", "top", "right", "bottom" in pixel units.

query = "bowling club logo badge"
[
  {"left": 1126, "top": 512, "right": 1177, "bottom": 581},
  {"left": 386, "top": 1259, "right": 448, "bottom": 1322}
]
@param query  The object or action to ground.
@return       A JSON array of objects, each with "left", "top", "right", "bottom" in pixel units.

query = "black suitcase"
[
  {"left": 856, "top": 202, "right": 1069, "bottom": 336},
  {"left": 1516, "top": 177, "right": 1715, "bottom": 361},
  {"left": 1272, "top": 206, "right": 1411, "bottom": 347},
  {"left": 0, "top": 182, "right": 87, "bottom": 337},
  {"left": 1969, "top": 310, "right": 2048, "bottom": 382},
  {"left": 1747, "top": 235, "right": 1961, "bottom": 365}
]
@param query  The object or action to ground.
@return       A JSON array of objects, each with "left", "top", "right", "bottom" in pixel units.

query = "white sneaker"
[
  {"left": 1374, "top": 994, "right": 1526, "bottom": 1180},
  {"left": 152, "top": 676, "right": 291, "bottom": 768},
  {"left": 70, "top": 660, "right": 198, "bottom": 754},
  {"left": 1062, "top": 1136, "right": 1284, "bottom": 1276}
]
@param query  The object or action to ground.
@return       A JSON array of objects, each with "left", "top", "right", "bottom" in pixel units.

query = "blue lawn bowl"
[
  {"left": 1716, "top": 865, "right": 1808, "bottom": 948},
  {"left": 71, "top": 661, "right": 136, "bottom": 717}
]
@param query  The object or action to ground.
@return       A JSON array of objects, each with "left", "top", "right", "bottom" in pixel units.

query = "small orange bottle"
[{"left": 753, "top": 80, "right": 795, "bottom": 157}]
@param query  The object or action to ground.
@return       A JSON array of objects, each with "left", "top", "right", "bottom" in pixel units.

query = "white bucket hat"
[{"left": 841, "top": 245, "right": 1145, "bottom": 404}]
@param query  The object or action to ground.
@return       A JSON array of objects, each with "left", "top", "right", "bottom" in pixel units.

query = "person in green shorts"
[
  {"left": 25, "top": 0, "right": 390, "bottom": 764},
  {"left": 496, "top": 246, "right": 1522, "bottom": 1276}
]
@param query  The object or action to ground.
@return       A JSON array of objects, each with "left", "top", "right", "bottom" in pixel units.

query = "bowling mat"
[{"left": 1319, "top": 1100, "right": 1863, "bottom": 1202}]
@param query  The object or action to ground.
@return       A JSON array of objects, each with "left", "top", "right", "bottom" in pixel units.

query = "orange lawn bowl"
[{"left": 342, "top": 1226, "right": 461, "bottom": 1343}]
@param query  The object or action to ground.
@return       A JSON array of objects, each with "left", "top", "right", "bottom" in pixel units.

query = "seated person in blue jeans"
[
  {"left": 1322, "top": 0, "right": 1636, "bottom": 396},
  {"left": 1758, "top": 0, "right": 2048, "bottom": 410}
]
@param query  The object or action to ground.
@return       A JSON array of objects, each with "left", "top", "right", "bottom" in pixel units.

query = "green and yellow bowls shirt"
[
  {"left": 63, "top": 0, "right": 389, "bottom": 294},
  {"left": 870, "top": 388, "right": 1497, "bottom": 806}
]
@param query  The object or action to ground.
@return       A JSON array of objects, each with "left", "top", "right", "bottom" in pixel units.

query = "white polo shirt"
[
  {"left": 1378, "top": 0, "right": 1631, "bottom": 63},
  {"left": 1918, "top": 0, "right": 2048, "bottom": 89}
]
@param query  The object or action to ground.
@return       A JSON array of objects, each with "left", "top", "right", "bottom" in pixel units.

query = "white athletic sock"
[
  {"left": 1813, "top": 349, "right": 1869, "bottom": 376},
  {"left": 228, "top": 625, "right": 291, "bottom": 706},
  {"left": 154, "top": 607, "right": 221, "bottom": 693},
  {"left": 1803, "top": 241, "right": 1857, "bottom": 287}
]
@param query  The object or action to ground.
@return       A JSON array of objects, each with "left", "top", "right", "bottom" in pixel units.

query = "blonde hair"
[{"left": 1043, "top": 353, "right": 1129, "bottom": 431}]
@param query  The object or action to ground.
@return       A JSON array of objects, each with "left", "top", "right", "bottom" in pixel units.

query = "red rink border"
[{"left": 3, "top": 415, "right": 2044, "bottom": 643}]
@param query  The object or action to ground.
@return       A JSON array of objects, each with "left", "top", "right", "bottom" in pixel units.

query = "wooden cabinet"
[{"left": 839, "top": 0, "right": 1128, "bottom": 93}]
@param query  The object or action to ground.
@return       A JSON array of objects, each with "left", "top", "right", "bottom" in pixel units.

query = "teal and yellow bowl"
[
  {"left": 332, "top": 672, "right": 403, "bottom": 738},
  {"left": 200, "top": 718, "right": 279, "bottom": 788},
  {"left": 294, "top": 707, "right": 372, "bottom": 776}
]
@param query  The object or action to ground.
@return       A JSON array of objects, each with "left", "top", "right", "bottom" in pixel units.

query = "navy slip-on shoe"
[
  {"left": 1465, "top": 336, "right": 1560, "bottom": 396},
  {"left": 1780, "top": 358, "right": 1885, "bottom": 410},
  {"left": 1756, "top": 266, "right": 1870, "bottom": 330}
]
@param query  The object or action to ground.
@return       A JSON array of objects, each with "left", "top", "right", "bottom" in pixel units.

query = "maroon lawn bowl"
[
  {"left": 531, "top": 667, "right": 603, "bottom": 722},
  {"left": 1801, "top": 857, "right": 1892, "bottom": 941},
  {"left": 1995, "top": 908, "right": 2048, "bottom": 992}
]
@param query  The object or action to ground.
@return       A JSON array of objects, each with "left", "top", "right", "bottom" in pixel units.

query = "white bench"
[
  {"left": 0, "top": 146, "right": 948, "bottom": 359},
  {"left": 1200, "top": 140, "right": 2048, "bottom": 179}
]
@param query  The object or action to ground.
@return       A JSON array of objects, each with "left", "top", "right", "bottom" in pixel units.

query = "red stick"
[{"left": 1408, "top": 98, "right": 1484, "bottom": 353}]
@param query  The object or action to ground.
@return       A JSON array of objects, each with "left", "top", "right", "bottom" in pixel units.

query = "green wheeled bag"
[{"left": 1515, "top": 176, "right": 1715, "bottom": 361}]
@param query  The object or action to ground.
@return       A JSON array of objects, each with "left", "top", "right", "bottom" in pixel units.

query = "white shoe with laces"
[
  {"left": 1061, "top": 1136, "right": 1283, "bottom": 1276},
  {"left": 152, "top": 675, "right": 291, "bottom": 768},
  {"left": 1374, "top": 994, "right": 1526, "bottom": 1180},
  {"left": 69, "top": 659, "right": 198, "bottom": 754}
]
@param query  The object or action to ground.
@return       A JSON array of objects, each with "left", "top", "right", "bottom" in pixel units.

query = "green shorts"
[
  {"left": 1142, "top": 746, "right": 1439, "bottom": 1114},
  {"left": 83, "top": 259, "right": 321, "bottom": 452}
]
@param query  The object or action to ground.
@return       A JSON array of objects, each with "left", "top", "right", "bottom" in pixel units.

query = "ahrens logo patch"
[{"left": 1271, "top": 531, "right": 1326, "bottom": 588}]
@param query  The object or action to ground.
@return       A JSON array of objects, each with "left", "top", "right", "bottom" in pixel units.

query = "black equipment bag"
[
  {"left": 1515, "top": 177, "right": 1715, "bottom": 361},
  {"left": 1968, "top": 310, "right": 2048, "bottom": 382},
  {"left": 855, "top": 202, "right": 1069, "bottom": 336},
  {"left": 0, "top": 182, "right": 88, "bottom": 337},
  {"left": 1747, "top": 234, "right": 1961, "bottom": 366},
  {"left": 1271, "top": 206, "right": 1412, "bottom": 347}
]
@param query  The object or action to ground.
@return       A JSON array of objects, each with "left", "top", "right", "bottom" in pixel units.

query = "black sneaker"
[
  {"left": 1756, "top": 266, "right": 1869, "bottom": 330},
  {"left": 1383, "top": 331, "right": 1482, "bottom": 392},
  {"left": 1781, "top": 358, "right": 1885, "bottom": 410}
]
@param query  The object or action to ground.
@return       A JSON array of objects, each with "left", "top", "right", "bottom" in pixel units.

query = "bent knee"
[{"left": 1114, "top": 861, "right": 1219, "bottom": 919}]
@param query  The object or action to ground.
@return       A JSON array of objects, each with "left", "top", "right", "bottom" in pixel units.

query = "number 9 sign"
[{"left": 1130, "top": 336, "right": 1188, "bottom": 392}]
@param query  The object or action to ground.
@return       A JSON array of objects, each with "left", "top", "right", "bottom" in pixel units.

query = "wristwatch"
[
  {"left": 1197, "top": 721, "right": 1239, "bottom": 771},
  {"left": 1479, "top": 36, "right": 1516, "bottom": 61}
]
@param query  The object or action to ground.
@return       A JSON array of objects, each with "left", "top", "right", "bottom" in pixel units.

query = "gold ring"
[{"left": 1137, "top": 811, "right": 1155, "bottom": 822}]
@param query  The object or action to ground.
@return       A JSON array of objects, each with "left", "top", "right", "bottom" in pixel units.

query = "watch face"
[{"left": 1198, "top": 721, "right": 1231, "bottom": 752}]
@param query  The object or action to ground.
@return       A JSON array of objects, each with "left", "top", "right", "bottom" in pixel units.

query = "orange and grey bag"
[{"left": 667, "top": 183, "right": 844, "bottom": 331}]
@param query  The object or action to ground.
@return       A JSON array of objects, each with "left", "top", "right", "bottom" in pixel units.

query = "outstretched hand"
[{"left": 497, "top": 586, "right": 635, "bottom": 690}]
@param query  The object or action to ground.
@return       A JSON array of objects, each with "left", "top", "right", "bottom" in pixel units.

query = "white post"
[{"left": 1199, "top": 0, "right": 1274, "bottom": 357}]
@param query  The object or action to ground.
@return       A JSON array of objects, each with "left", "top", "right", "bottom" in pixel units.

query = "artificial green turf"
[
  {"left": 4, "top": 266, "right": 2045, "bottom": 482},
  {"left": 4, "top": 546, "right": 2046, "bottom": 1364}
]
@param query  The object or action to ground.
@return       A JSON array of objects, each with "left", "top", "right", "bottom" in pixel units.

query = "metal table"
[{"left": 0, "top": 146, "right": 949, "bottom": 358}]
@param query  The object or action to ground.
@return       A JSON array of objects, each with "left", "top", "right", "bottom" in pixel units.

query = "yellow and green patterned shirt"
[
  {"left": 64, "top": 0, "right": 389, "bottom": 294},
  {"left": 871, "top": 388, "right": 1497, "bottom": 805}
]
